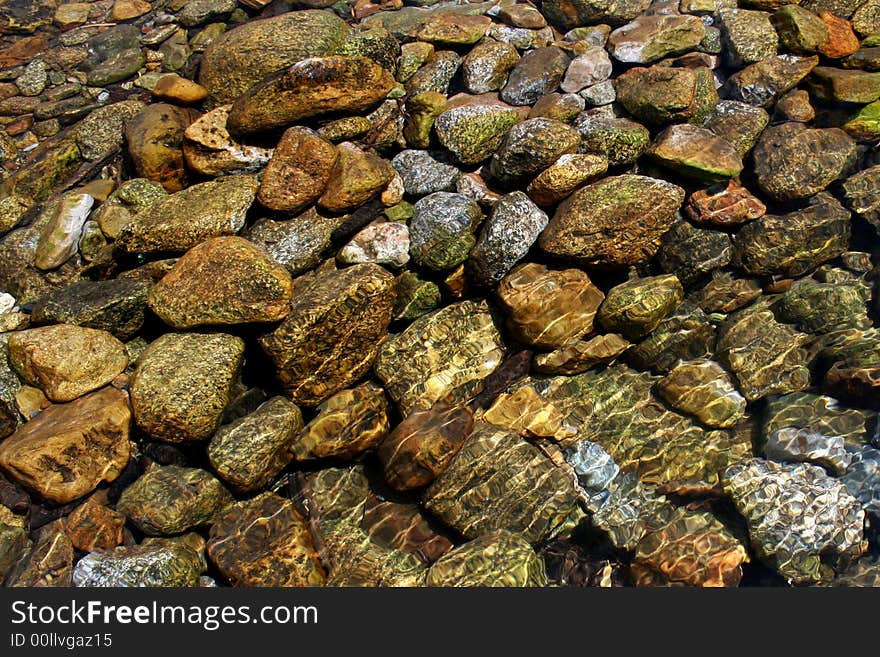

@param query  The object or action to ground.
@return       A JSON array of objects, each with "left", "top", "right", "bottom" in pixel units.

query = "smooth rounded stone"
[
  {"left": 852, "top": 0, "right": 880, "bottom": 35},
  {"left": 776, "top": 280, "right": 871, "bottom": 334},
  {"left": 817, "top": 12, "right": 858, "bottom": 59},
  {"left": 763, "top": 391, "right": 871, "bottom": 448},
  {"left": 147, "top": 237, "right": 293, "bottom": 329},
  {"left": 259, "top": 264, "right": 396, "bottom": 407},
  {"left": 719, "top": 9, "right": 779, "bottom": 65},
  {"left": 733, "top": 192, "right": 851, "bottom": 277},
  {"left": 361, "top": 498, "right": 454, "bottom": 565},
  {"left": 657, "top": 221, "right": 734, "bottom": 286},
  {"left": 462, "top": 41, "right": 520, "bottom": 95},
  {"left": 723, "top": 54, "right": 819, "bottom": 107},
  {"left": 625, "top": 301, "right": 717, "bottom": 373},
  {"left": 411, "top": 12, "right": 491, "bottom": 45},
  {"left": 391, "top": 149, "right": 460, "bottom": 196},
  {"left": 79, "top": 25, "right": 145, "bottom": 86},
  {"left": 842, "top": 164, "right": 880, "bottom": 233},
  {"left": 408, "top": 192, "right": 482, "bottom": 271},
  {"left": 5, "top": 520, "right": 73, "bottom": 587},
  {"left": 424, "top": 423, "right": 583, "bottom": 543},
  {"left": 247, "top": 208, "right": 345, "bottom": 277},
  {"left": 648, "top": 124, "right": 743, "bottom": 182},
  {"left": 208, "top": 397, "right": 302, "bottom": 493},
  {"left": 655, "top": 359, "right": 746, "bottom": 429},
  {"left": 722, "top": 458, "right": 865, "bottom": 584},
  {"left": 151, "top": 74, "right": 209, "bottom": 105},
  {"left": 526, "top": 153, "right": 608, "bottom": 206},
  {"left": 497, "top": 263, "right": 604, "bottom": 348},
  {"left": 0, "top": 195, "right": 29, "bottom": 235},
  {"left": 764, "top": 428, "right": 851, "bottom": 476},
  {"left": 73, "top": 540, "right": 204, "bottom": 587},
  {"left": 124, "top": 104, "right": 200, "bottom": 193},
  {"left": 597, "top": 274, "right": 684, "bottom": 341},
  {"left": 539, "top": 174, "right": 685, "bottom": 268},
  {"left": 426, "top": 529, "right": 547, "bottom": 587},
  {"left": 574, "top": 114, "right": 650, "bottom": 165},
  {"left": 406, "top": 51, "right": 462, "bottom": 96},
  {"left": 834, "top": 555, "right": 880, "bottom": 587},
  {"left": 198, "top": 10, "right": 350, "bottom": 103},
  {"left": 32, "top": 191, "right": 93, "bottom": 271},
  {"left": 178, "top": 0, "right": 235, "bottom": 26},
  {"left": 500, "top": 46, "right": 569, "bottom": 107},
  {"left": 131, "top": 332, "right": 244, "bottom": 443},
  {"left": 560, "top": 47, "right": 612, "bottom": 92},
  {"left": 771, "top": 5, "right": 830, "bottom": 54},
  {"left": 318, "top": 142, "right": 395, "bottom": 213},
  {"left": 8, "top": 325, "right": 128, "bottom": 403},
  {"left": 30, "top": 279, "right": 151, "bottom": 342},
  {"left": 227, "top": 56, "right": 395, "bottom": 137},
  {"left": 338, "top": 222, "right": 411, "bottom": 268},
  {"left": 95, "top": 178, "right": 167, "bottom": 241},
  {"left": 533, "top": 333, "right": 631, "bottom": 375},
  {"left": 72, "top": 100, "right": 145, "bottom": 162},
  {"left": 528, "top": 92, "right": 584, "bottom": 122},
  {"left": 207, "top": 492, "right": 325, "bottom": 587},
  {"left": 116, "top": 175, "right": 258, "bottom": 254},
  {"left": 374, "top": 300, "right": 505, "bottom": 416},
  {"left": 818, "top": 329, "right": 880, "bottom": 410},
  {"left": 486, "top": 117, "right": 580, "bottom": 189},
  {"left": 378, "top": 402, "right": 473, "bottom": 491},
  {"left": 398, "top": 41, "right": 435, "bottom": 82},
  {"left": 684, "top": 180, "right": 766, "bottom": 227},
  {"left": 842, "top": 47, "right": 880, "bottom": 71},
  {"left": 118, "top": 465, "right": 232, "bottom": 536},
  {"left": 716, "top": 308, "right": 811, "bottom": 401},
  {"left": 808, "top": 66, "right": 880, "bottom": 103},
  {"left": 66, "top": 494, "right": 126, "bottom": 553},
  {"left": 318, "top": 116, "right": 373, "bottom": 143},
  {"left": 292, "top": 382, "right": 388, "bottom": 461},
  {"left": 0, "top": 387, "right": 130, "bottom": 505},
  {"left": 467, "top": 192, "right": 548, "bottom": 287},
  {"left": 608, "top": 14, "right": 706, "bottom": 63},
  {"left": 337, "top": 25, "right": 400, "bottom": 72},
  {"left": 393, "top": 271, "right": 441, "bottom": 321},
  {"left": 614, "top": 65, "right": 707, "bottom": 126},
  {"left": 542, "top": 0, "right": 651, "bottom": 30},
  {"left": 0, "top": 522, "right": 30, "bottom": 582},
  {"left": 579, "top": 80, "right": 616, "bottom": 106},
  {"left": 182, "top": 105, "right": 274, "bottom": 178},
  {"left": 434, "top": 93, "right": 526, "bottom": 165}
]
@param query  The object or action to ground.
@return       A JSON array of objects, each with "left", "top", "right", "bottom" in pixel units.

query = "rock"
[
  {"left": 526, "top": 153, "right": 608, "bottom": 205},
  {"left": 497, "top": 262, "right": 604, "bottom": 348},
  {"left": 574, "top": 114, "right": 650, "bottom": 165},
  {"left": 131, "top": 332, "right": 244, "bottom": 442},
  {"left": 434, "top": 94, "right": 526, "bottom": 165},
  {"left": 764, "top": 428, "right": 851, "bottom": 476},
  {"left": 467, "top": 192, "right": 548, "bottom": 287},
  {"left": 147, "top": 237, "right": 293, "bottom": 329},
  {"left": 608, "top": 14, "right": 705, "bottom": 63},
  {"left": 207, "top": 492, "right": 325, "bottom": 587},
  {"left": 841, "top": 446, "right": 880, "bottom": 520},
  {"left": 647, "top": 124, "right": 743, "bottom": 183},
  {"left": 775, "top": 88, "right": 815, "bottom": 122},
  {"left": 54, "top": 3, "right": 90, "bottom": 30},
  {"left": 684, "top": 180, "right": 766, "bottom": 227},
  {"left": 723, "top": 54, "right": 819, "bottom": 106},
  {"left": 402, "top": 91, "right": 447, "bottom": 149},
  {"left": 259, "top": 264, "right": 395, "bottom": 406},
  {"left": 66, "top": 494, "right": 126, "bottom": 553},
  {"left": 406, "top": 51, "right": 461, "bottom": 96},
  {"left": 318, "top": 142, "right": 395, "bottom": 213},
  {"left": 73, "top": 539, "right": 204, "bottom": 587},
  {"left": 733, "top": 192, "right": 851, "bottom": 276},
  {"left": 655, "top": 359, "right": 746, "bottom": 428},
  {"left": 227, "top": 57, "right": 395, "bottom": 137},
  {"left": 6, "top": 520, "right": 72, "bottom": 587},
  {"left": 462, "top": 41, "right": 520, "bottom": 94},
  {"left": 361, "top": 497, "right": 453, "bottom": 565},
  {"left": 178, "top": 0, "right": 235, "bottom": 27},
  {"left": 615, "top": 65, "right": 714, "bottom": 126},
  {"left": 117, "top": 175, "right": 258, "bottom": 254},
  {"left": 763, "top": 391, "right": 870, "bottom": 448},
  {"left": 424, "top": 422, "right": 583, "bottom": 542},
  {"left": 722, "top": 458, "right": 865, "bottom": 584},
  {"left": 534, "top": 333, "right": 631, "bottom": 375},
  {"left": 118, "top": 465, "right": 232, "bottom": 536},
  {"left": 199, "top": 10, "right": 351, "bottom": 104},
  {"left": 391, "top": 149, "right": 460, "bottom": 196},
  {"left": 30, "top": 278, "right": 151, "bottom": 341},
  {"left": 208, "top": 396, "right": 302, "bottom": 492},
  {"left": 561, "top": 47, "right": 612, "bottom": 92},
  {"left": 543, "top": 0, "right": 652, "bottom": 31},
  {"left": 0, "top": 522, "right": 29, "bottom": 582},
  {"left": 124, "top": 104, "right": 200, "bottom": 193},
  {"left": 0, "top": 387, "right": 131, "bottom": 504},
  {"left": 183, "top": 105, "right": 274, "bottom": 178},
  {"left": 529, "top": 92, "right": 585, "bottom": 120},
  {"left": 719, "top": 9, "right": 779, "bottom": 65},
  {"left": 657, "top": 221, "right": 734, "bottom": 286},
  {"left": 374, "top": 299, "right": 505, "bottom": 416},
  {"left": 408, "top": 192, "right": 482, "bottom": 271},
  {"left": 842, "top": 164, "right": 880, "bottom": 233},
  {"left": 624, "top": 298, "right": 717, "bottom": 373},
  {"left": 79, "top": 25, "right": 145, "bottom": 86},
  {"left": 500, "top": 46, "right": 569, "bottom": 106},
  {"left": 426, "top": 529, "right": 547, "bottom": 586},
  {"left": 539, "top": 174, "right": 685, "bottom": 267},
  {"left": 72, "top": 100, "right": 145, "bottom": 161},
  {"left": 247, "top": 209, "right": 343, "bottom": 277},
  {"left": 597, "top": 274, "right": 684, "bottom": 341},
  {"left": 487, "top": 117, "right": 580, "bottom": 189},
  {"left": 338, "top": 222, "right": 410, "bottom": 268},
  {"left": 33, "top": 191, "right": 93, "bottom": 271},
  {"left": 808, "top": 66, "right": 880, "bottom": 103},
  {"left": 819, "top": 329, "right": 880, "bottom": 409},
  {"left": 771, "top": 5, "right": 830, "bottom": 54},
  {"left": 716, "top": 308, "right": 811, "bottom": 401},
  {"left": 393, "top": 271, "right": 441, "bottom": 320},
  {"left": 95, "top": 178, "right": 167, "bottom": 240},
  {"left": 412, "top": 12, "right": 491, "bottom": 45},
  {"left": 8, "top": 325, "right": 128, "bottom": 403},
  {"left": 776, "top": 279, "right": 871, "bottom": 334},
  {"left": 702, "top": 101, "right": 770, "bottom": 157},
  {"left": 112, "top": 0, "right": 153, "bottom": 22}
]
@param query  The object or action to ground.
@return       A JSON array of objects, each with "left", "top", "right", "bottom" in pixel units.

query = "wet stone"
[
  {"left": 842, "top": 164, "right": 880, "bottom": 234},
  {"left": 655, "top": 359, "right": 746, "bottom": 429},
  {"left": 608, "top": 14, "right": 706, "bottom": 64},
  {"left": 574, "top": 115, "right": 650, "bottom": 165},
  {"left": 763, "top": 392, "right": 871, "bottom": 448},
  {"left": 124, "top": 104, "right": 199, "bottom": 194},
  {"left": 73, "top": 539, "right": 204, "bottom": 587},
  {"left": 841, "top": 446, "right": 880, "bottom": 520},
  {"left": 658, "top": 221, "right": 734, "bottom": 286},
  {"left": 529, "top": 92, "right": 585, "bottom": 121},
  {"left": 684, "top": 180, "right": 766, "bottom": 227},
  {"left": 247, "top": 209, "right": 344, "bottom": 277},
  {"left": 533, "top": 333, "right": 630, "bottom": 375},
  {"left": 406, "top": 51, "right": 461, "bottom": 96},
  {"left": 434, "top": 94, "right": 525, "bottom": 165},
  {"left": 526, "top": 153, "right": 608, "bottom": 206},
  {"left": 561, "top": 47, "right": 612, "bottom": 93},
  {"left": 648, "top": 124, "right": 743, "bottom": 183},
  {"left": 183, "top": 105, "right": 274, "bottom": 178},
  {"left": 487, "top": 117, "right": 581, "bottom": 189},
  {"left": 771, "top": 5, "right": 830, "bottom": 55},
  {"left": 318, "top": 142, "right": 395, "bottom": 214},
  {"left": 0, "top": 522, "right": 29, "bottom": 583},
  {"left": 361, "top": 498, "right": 453, "bottom": 565},
  {"left": 723, "top": 54, "right": 819, "bottom": 107},
  {"left": 614, "top": 65, "right": 712, "bottom": 126},
  {"left": 426, "top": 529, "right": 547, "bottom": 587},
  {"left": 776, "top": 279, "right": 871, "bottom": 334},
  {"left": 66, "top": 494, "right": 126, "bottom": 553},
  {"left": 597, "top": 274, "right": 684, "bottom": 341},
  {"left": 625, "top": 301, "right": 717, "bottom": 374},
  {"left": 338, "top": 222, "right": 411, "bottom": 268},
  {"left": 500, "top": 46, "right": 569, "bottom": 107},
  {"left": 6, "top": 520, "right": 72, "bottom": 587},
  {"left": 764, "top": 428, "right": 851, "bottom": 476},
  {"left": 391, "top": 149, "right": 460, "bottom": 196},
  {"left": 462, "top": 41, "right": 520, "bottom": 95},
  {"left": 719, "top": 9, "right": 779, "bottom": 66},
  {"left": 393, "top": 271, "right": 441, "bottom": 321},
  {"left": 408, "top": 192, "right": 482, "bottom": 271}
]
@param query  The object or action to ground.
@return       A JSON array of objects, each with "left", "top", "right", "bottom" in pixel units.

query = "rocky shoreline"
[{"left": 0, "top": 0, "right": 878, "bottom": 587}]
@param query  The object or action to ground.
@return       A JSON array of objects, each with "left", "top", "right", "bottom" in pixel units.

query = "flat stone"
[
  {"left": 533, "top": 333, "right": 631, "bottom": 375},
  {"left": 73, "top": 539, "right": 204, "bottom": 587},
  {"left": 392, "top": 149, "right": 460, "bottom": 197},
  {"left": 608, "top": 14, "right": 706, "bottom": 63},
  {"left": 723, "top": 54, "right": 819, "bottom": 107},
  {"left": 614, "top": 65, "right": 712, "bottom": 126},
  {"left": 777, "top": 279, "right": 871, "bottom": 334},
  {"left": 529, "top": 92, "right": 585, "bottom": 120},
  {"left": 648, "top": 124, "right": 743, "bottom": 182},
  {"left": 411, "top": 12, "right": 491, "bottom": 45},
  {"left": 178, "top": 0, "right": 235, "bottom": 27},
  {"left": 361, "top": 497, "right": 454, "bottom": 565},
  {"left": 719, "top": 9, "right": 779, "bottom": 65},
  {"left": 95, "top": 178, "right": 167, "bottom": 241},
  {"left": 685, "top": 180, "right": 766, "bottom": 227},
  {"left": 657, "top": 220, "right": 734, "bottom": 286},
  {"left": 66, "top": 494, "right": 126, "bottom": 553},
  {"left": 124, "top": 103, "right": 200, "bottom": 193},
  {"left": 526, "top": 153, "right": 608, "bottom": 206},
  {"left": 771, "top": 5, "right": 830, "bottom": 54},
  {"left": 656, "top": 359, "right": 746, "bottom": 428},
  {"left": 487, "top": 117, "right": 581, "bottom": 189},
  {"left": 764, "top": 428, "right": 851, "bottom": 476},
  {"left": 808, "top": 66, "right": 880, "bottom": 103},
  {"left": 73, "top": 101, "right": 145, "bottom": 162},
  {"left": 597, "top": 274, "right": 684, "bottom": 341},
  {"left": 561, "top": 47, "right": 612, "bottom": 92},
  {"left": 183, "top": 105, "right": 274, "bottom": 178},
  {"left": 426, "top": 529, "right": 547, "bottom": 586},
  {"left": 33, "top": 191, "right": 93, "bottom": 271}
]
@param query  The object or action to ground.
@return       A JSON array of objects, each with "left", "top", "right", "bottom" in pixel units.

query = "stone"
[
  {"left": 338, "top": 222, "right": 410, "bottom": 268},
  {"left": 539, "top": 174, "right": 685, "bottom": 268},
  {"left": 361, "top": 497, "right": 453, "bottom": 565},
  {"left": 462, "top": 41, "right": 520, "bottom": 94},
  {"left": 763, "top": 392, "right": 871, "bottom": 448},
  {"left": 841, "top": 446, "right": 880, "bottom": 520},
  {"left": 402, "top": 92, "right": 446, "bottom": 149},
  {"left": 529, "top": 92, "right": 585, "bottom": 121},
  {"left": 467, "top": 192, "right": 548, "bottom": 287},
  {"left": 526, "top": 153, "right": 608, "bottom": 206},
  {"left": 66, "top": 495, "right": 126, "bottom": 553},
  {"left": 533, "top": 333, "right": 631, "bottom": 375},
  {"left": 227, "top": 57, "right": 395, "bottom": 137},
  {"left": 608, "top": 14, "right": 706, "bottom": 63},
  {"left": 147, "top": 237, "right": 293, "bottom": 329},
  {"left": 648, "top": 124, "right": 743, "bottom": 183},
  {"left": 614, "top": 65, "right": 711, "bottom": 126},
  {"left": 79, "top": 25, "right": 145, "bottom": 87},
  {"left": 117, "top": 175, "right": 258, "bottom": 254},
  {"left": 73, "top": 101, "right": 145, "bottom": 162},
  {"left": 703, "top": 102, "right": 770, "bottom": 157},
  {"left": 719, "top": 9, "right": 779, "bottom": 65},
  {"left": 0, "top": 387, "right": 131, "bottom": 505},
  {"left": 764, "top": 428, "right": 851, "bottom": 476},
  {"left": 391, "top": 149, "right": 459, "bottom": 197},
  {"left": 318, "top": 142, "right": 395, "bottom": 213},
  {"left": 246, "top": 210, "right": 343, "bottom": 277},
  {"left": 8, "top": 325, "right": 128, "bottom": 403},
  {"left": 723, "top": 458, "right": 865, "bottom": 584},
  {"left": 412, "top": 12, "right": 491, "bottom": 45},
  {"left": 393, "top": 271, "right": 441, "bottom": 321},
  {"left": 434, "top": 94, "right": 526, "bottom": 165},
  {"left": 151, "top": 74, "right": 208, "bottom": 105},
  {"left": 95, "top": 178, "right": 167, "bottom": 240},
  {"left": 112, "top": 0, "right": 152, "bottom": 21},
  {"left": 199, "top": 10, "right": 351, "bottom": 104},
  {"left": 542, "top": 0, "right": 652, "bottom": 31},
  {"left": 487, "top": 118, "right": 581, "bottom": 189},
  {"left": 208, "top": 396, "right": 303, "bottom": 492},
  {"left": 574, "top": 114, "right": 650, "bottom": 165},
  {"left": 497, "top": 263, "right": 604, "bottom": 349},
  {"left": 500, "top": 46, "right": 569, "bottom": 107},
  {"left": 771, "top": 5, "right": 830, "bottom": 54},
  {"left": 655, "top": 359, "right": 746, "bottom": 429},
  {"left": 33, "top": 191, "right": 93, "bottom": 271},
  {"left": 775, "top": 88, "right": 815, "bottom": 122},
  {"left": 426, "top": 529, "right": 547, "bottom": 586},
  {"left": 808, "top": 66, "right": 880, "bottom": 103},
  {"left": 292, "top": 382, "right": 388, "bottom": 461},
  {"left": 841, "top": 100, "right": 880, "bottom": 140},
  {"left": 207, "top": 492, "right": 325, "bottom": 587},
  {"left": 374, "top": 300, "right": 505, "bottom": 416},
  {"left": 259, "top": 264, "right": 395, "bottom": 406},
  {"left": 657, "top": 221, "right": 734, "bottom": 286},
  {"left": 0, "top": 522, "right": 29, "bottom": 583},
  {"left": 405, "top": 51, "right": 461, "bottom": 96},
  {"left": 597, "top": 274, "right": 684, "bottom": 341},
  {"left": 561, "top": 47, "right": 613, "bottom": 92},
  {"left": 182, "top": 105, "right": 273, "bottom": 178},
  {"left": 723, "top": 54, "right": 819, "bottom": 106},
  {"left": 842, "top": 164, "right": 880, "bottom": 233},
  {"left": 124, "top": 103, "right": 200, "bottom": 193},
  {"left": 118, "top": 465, "right": 232, "bottom": 536},
  {"left": 178, "top": 0, "right": 235, "bottom": 27},
  {"left": 131, "top": 332, "right": 244, "bottom": 443},
  {"left": 424, "top": 422, "right": 583, "bottom": 543},
  {"left": 624, "top": 300, "right": 717, "bottom": 373},
  {"left": 408, "top": 192, "right": 482, "bottom": 271},
  {"left": 776, "top": 280, "right": 871, "bottom": 334},
  {"left": 54, "top": 3, "right": 90, "bottom": 30},
  {"left": 6, "top": 520, "right": 72, "bottom": 587},
  {"left": 73, "top": 539, "right": 204, "bottom": 587}
]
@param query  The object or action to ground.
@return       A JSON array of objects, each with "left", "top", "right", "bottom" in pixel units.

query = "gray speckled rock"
[
  {"left": 462, "top": 41, "right": 520, "bottom": 94},
  {"left": 409, "top": 192, "right": 483, "bottom": 271},
  {"left": 719, "top": 9, "right": 779, "bottom": 66},
  {"left": 561, "top": 47, "right": 612, "bottom": 92},
  {"left": 764, "top": 428, "right": 851, "bottom": 476},
  {"left": 73, "top": 539, "right": 204, "bottom": 587},
  {"left": 247, "top": 209, "right": 345, "bottom": 277},
  {"left": 486, "top": 117, "right": 581, "bottom": 189},
  {"left": 391, "top": 149, "right": 460, "bottom": 196},
  {"left": 500, "top": 46, "right": 569, "bottom": 106}
]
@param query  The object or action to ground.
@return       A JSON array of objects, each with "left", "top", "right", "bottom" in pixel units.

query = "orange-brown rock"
[
  {"left": 257, "top": 127, "right": 338, "bottom": 213},
  {"left": 65, "top": 493, "right": 126, "bottom": 553},
  {"left": 151, "top": 74, "right": 209, "bottom": 105},
  {"left": 362, "top": 497, "right": 454, "bottom": 564},
  {"left": 818, "top": 12, "right": 860, "bottom": 59},
  {"left": 533, "top": 333, "right": 631, "bottom": 375},
  {"left": 318, "top": 142, "right": 395, "bottom": 213},
  {"left": 182, "top": 105, "right": 274, "bottom": 176},
  {"left": 124, "top": 103, "right": 200, "bottom": 192},
  {"left": 684, "top": 180, "right": 766, "bottom": 227}
]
